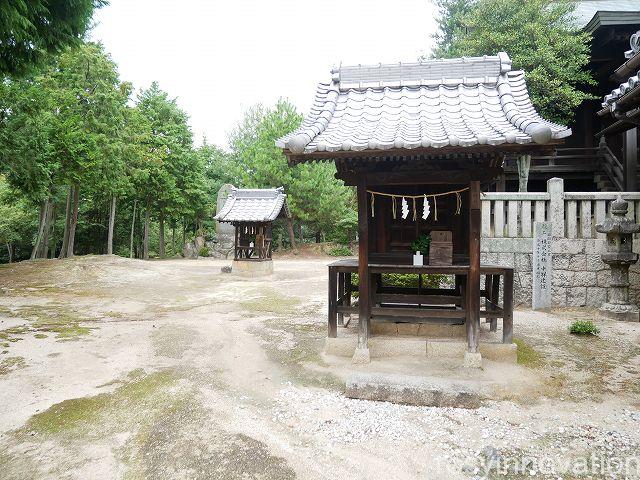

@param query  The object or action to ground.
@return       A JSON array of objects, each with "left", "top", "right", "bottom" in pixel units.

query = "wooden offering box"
[{"left": 429, "top": 230, "right": 453, "bottom": 265}]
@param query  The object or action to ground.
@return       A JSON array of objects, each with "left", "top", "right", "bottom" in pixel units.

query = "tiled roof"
[
  {"left": 602, "top": 32, "right": 640, "bottom": 113},
  {"left": 602, "top": 65, "right": 640, "bottom": 112},
  {"left": 276, "top": 53, "right": 570, "bottom": 156},
  {"left": 570, "top": 1, "right": 640, "bottom": 29},
  {"left": 214, "top": 187, "right": 289, "bottom": 223}
]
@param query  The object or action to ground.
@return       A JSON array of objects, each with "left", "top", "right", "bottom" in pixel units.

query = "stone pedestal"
[{"left": 232, "top": 259, "right": 273, "bottom": 276}]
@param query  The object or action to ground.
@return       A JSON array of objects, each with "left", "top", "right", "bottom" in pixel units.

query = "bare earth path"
[{"left": 0, "top": 255, "right": 639, "bottom": 479}]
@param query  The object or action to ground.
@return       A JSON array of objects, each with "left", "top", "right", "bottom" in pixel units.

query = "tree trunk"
[
  {"left": 31, "top": 200, "right": 47, "bottom": 260},
  {"left": 143, "top": 195, "right": 151, "bottom": 260},
  {"left": 129, "top": 199, "right": 137, "bottom": 259},
  {"left": 66, "top": 185, "right": 79, "bottom": 258},
  {"left": 59, "top": 186, "right": 72, "bottom": 259},
  {"left": 6, "top": 243, "right": 12, "bottom": 263},
  {"left": 107, "top": 196, "right": 116, "bottom": 255},
  {"left": 158, "top": 209, "right": 165, "bottom": 258},
  {"left": 286, "top": 217, "right": 296, "bottom": 250},
  {"left": 41, "top": 200, "right": 54, "bottom": 259},
  {"left": 315, "top": 231, "right": 321, "bottom": 243}
]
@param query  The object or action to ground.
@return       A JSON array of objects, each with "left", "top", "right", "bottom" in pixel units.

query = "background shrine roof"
[
  {"left": 571, "top": 1, "right": 640, "bottom": 31},
  {"left": 214, "top": 187, "right": 289, "bottom": 223},
  {"left": 276, "top": 53, "right": 570, "bottom": 157}
]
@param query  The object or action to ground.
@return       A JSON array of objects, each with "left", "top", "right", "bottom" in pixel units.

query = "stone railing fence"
[
  {"left": 481, "top": 178, "right": 640, "bottom": 240},
  {"left": 480, "top": 178, "right": 640, "bottom": 308}
]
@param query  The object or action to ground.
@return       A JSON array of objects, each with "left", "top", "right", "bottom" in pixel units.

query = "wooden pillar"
[
  {"left": 503, "top": 269, "right": 514, "bottom": 343},
  {"left": 624, "top": 128, "right": 638, "bottom": 192},
  {"left": 467, "top": 181, "right": 481, "bottom": 353},
  {"left": 356, "top": 179, "right": 371, "bottom": 352},
  {"left": 337, "top": 272, "right": 345, "bottom": 327},
  {"left": 328, "top": 266, "right": 338, "bottom": 338}
]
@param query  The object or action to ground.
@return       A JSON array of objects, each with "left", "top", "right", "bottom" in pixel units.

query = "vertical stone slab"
[
  {"left": 532, "top": 221, "right": 552, "bottom": 310},
  {"left": 548, "top": 177, "right": 564, "bottom": 238},
  {"left": 214, "top": 184, "right": 236, "bottom": 257}
]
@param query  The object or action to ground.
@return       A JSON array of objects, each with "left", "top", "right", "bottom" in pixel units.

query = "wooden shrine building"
[
  {"left": 277, "top": 53, "right": 571, "bottom": 364},
  {"left": 214, "top": 187, "right": 290, "bottom": 271}
]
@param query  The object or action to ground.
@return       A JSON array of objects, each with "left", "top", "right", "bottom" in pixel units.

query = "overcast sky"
[{"left": 91, "top": 0, "right": 438, "bottom": 149}]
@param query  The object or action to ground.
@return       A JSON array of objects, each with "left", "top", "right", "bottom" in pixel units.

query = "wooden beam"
[
  {"left": 285, "top": 142, "right": 563, "bottom": 164},
  {"left": 356, "top": 179, "right": 371, "bottom": 350},
  {"left": 467, "top": 181, "right": 481, "bottom": 353},
  {"left": 337, "top": 168, "right": 503, "bottom": 186}
]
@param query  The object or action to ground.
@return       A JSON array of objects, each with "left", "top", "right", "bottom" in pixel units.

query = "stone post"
[
  {"left": 596, "top": 196, "right": 640, "bottom": 321},
  {"left": 547, "top": 177, "right": 565, "bottom": 238},
  {"left": 532, "top": 222, "right": 552, "bottom": 310}
]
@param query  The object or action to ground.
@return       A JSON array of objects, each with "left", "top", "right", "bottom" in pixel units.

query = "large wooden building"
[
  {"left": 503, "top": 1, "right": 640, "bottom": 192},
  {"left": 277, "top": 53, "right": 569, "bottom": 363}
]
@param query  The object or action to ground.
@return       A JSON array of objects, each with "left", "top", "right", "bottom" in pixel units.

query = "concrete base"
[
  {"left": 600, "top": 304, "right": 640, "bottom": 322},
  {"left": 345, "top": 372, "right": 483, "bottom": 408},
  {"left": 463, "top": 351, "right": 483, "bottom": 369},
  {"left": 232, "top": 259, "right": 273, "bottom": 276},
  {"left": 351, "top": 347, "right": 371, "bottom": 364},
  {"left": 325, "top": 336, "right": 517, "bottom": 364}
]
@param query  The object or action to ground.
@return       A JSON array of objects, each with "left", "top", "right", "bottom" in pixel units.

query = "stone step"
[{"left": 345, "top": 372, "right": 484, "bottom": 408}]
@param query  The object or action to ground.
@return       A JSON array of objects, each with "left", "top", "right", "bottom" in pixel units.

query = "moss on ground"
[
  {"left": 0, "top": 305, "right": 94, "bottom": 342},
  {"left": 256, "top": 320, "right": 343, "bottom": 391},
  {"left": 0, "top": 356, "right": 26, "bottom": 375},
  {"left": 22, "top": 369, "right": 178, "bottom": 437},
  {"left": 514, "top": 338, "right": 543, "bottom": 368},
  {"left": 241, "top": 288, "right": 300, "bottom": 315}
]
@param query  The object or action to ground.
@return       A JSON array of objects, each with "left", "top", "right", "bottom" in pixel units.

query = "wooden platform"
[{"left": 328, "top": 259, "right": 513, "bottom": 344}]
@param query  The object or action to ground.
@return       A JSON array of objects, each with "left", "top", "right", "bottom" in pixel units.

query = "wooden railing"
[
  {"left": 481, "top": 178, "right": 640, "bottom": 239},
  {"left": 504, "top": 146, "right": 625, "bottom": 191}
]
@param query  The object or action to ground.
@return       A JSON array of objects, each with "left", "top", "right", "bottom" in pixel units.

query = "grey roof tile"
[
  {"left": 276, "top": 53, "right": 570, "bottom": 155},
  {"left": 214, "top": 187, "right": 289, "bottom": 223}
]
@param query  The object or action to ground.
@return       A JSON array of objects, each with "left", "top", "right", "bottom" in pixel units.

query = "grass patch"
[
  {"left": 514, "top": 338, "right": 543, "bottom": 368},
  {"left": 569, "top": 320, "right": 600, "bottom": 335}
]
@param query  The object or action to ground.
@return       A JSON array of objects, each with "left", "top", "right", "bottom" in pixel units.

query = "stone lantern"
[{"left": 595, "top": 196, "right": 640, "bottom": 321}]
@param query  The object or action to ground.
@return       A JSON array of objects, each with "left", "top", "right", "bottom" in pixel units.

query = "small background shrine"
[{"left": 214, "top": 187, "right": 291, "bottom": 274}]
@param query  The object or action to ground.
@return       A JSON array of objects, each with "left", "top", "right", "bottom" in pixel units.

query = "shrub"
[
  {"left": 198, "top": 246, "right": 210, "bottom": 257},
  {"left": 569, "top": 320, "right": 600, "bottom": 335},
  {"left": 328, "top": 245, "right": 352, "bottom": 257},
  {"left": 410, "top": 234, "right": 431, "bottom": 254}
]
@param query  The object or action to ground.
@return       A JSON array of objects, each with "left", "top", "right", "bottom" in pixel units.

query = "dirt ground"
[{"left": 0, "top": 255, "right": 639, "bottom": 479}]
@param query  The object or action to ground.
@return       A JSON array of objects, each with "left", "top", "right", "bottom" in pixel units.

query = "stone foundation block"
[
  {"left": 345, "top": 372, "right": 483, "bottom": 408},
  {"left": 232, "top": 259, "right": 273, "bottom": 275}
]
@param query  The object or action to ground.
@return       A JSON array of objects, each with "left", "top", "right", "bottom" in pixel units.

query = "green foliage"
[
  {"left": 198, "top": 246, "right": 210, "bottom": 257},
  {"left": 328, "top": 245, "right": 352, "bottom": 257},
  {"left": 569, "top": 320, "right": 600, "bottom": 335},
  {"left": 410, "top": 234, "right": 431, "bottom": 254},
  {"left": 430, "top": 0, "right": 595, "bottom": 124},
  {"left": 0, "top": 0, "right": 106, "bottom": 77},
  {"left": 350, "top": 273, "right": 445, "bottom": 294},
  {"left": 229, "top": 100, "right": 357, "bottom": 244}
]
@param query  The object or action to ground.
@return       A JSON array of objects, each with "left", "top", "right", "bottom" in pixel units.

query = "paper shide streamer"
[{"left": 368, "top": 187, "right": 468, "bottom": 220}]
